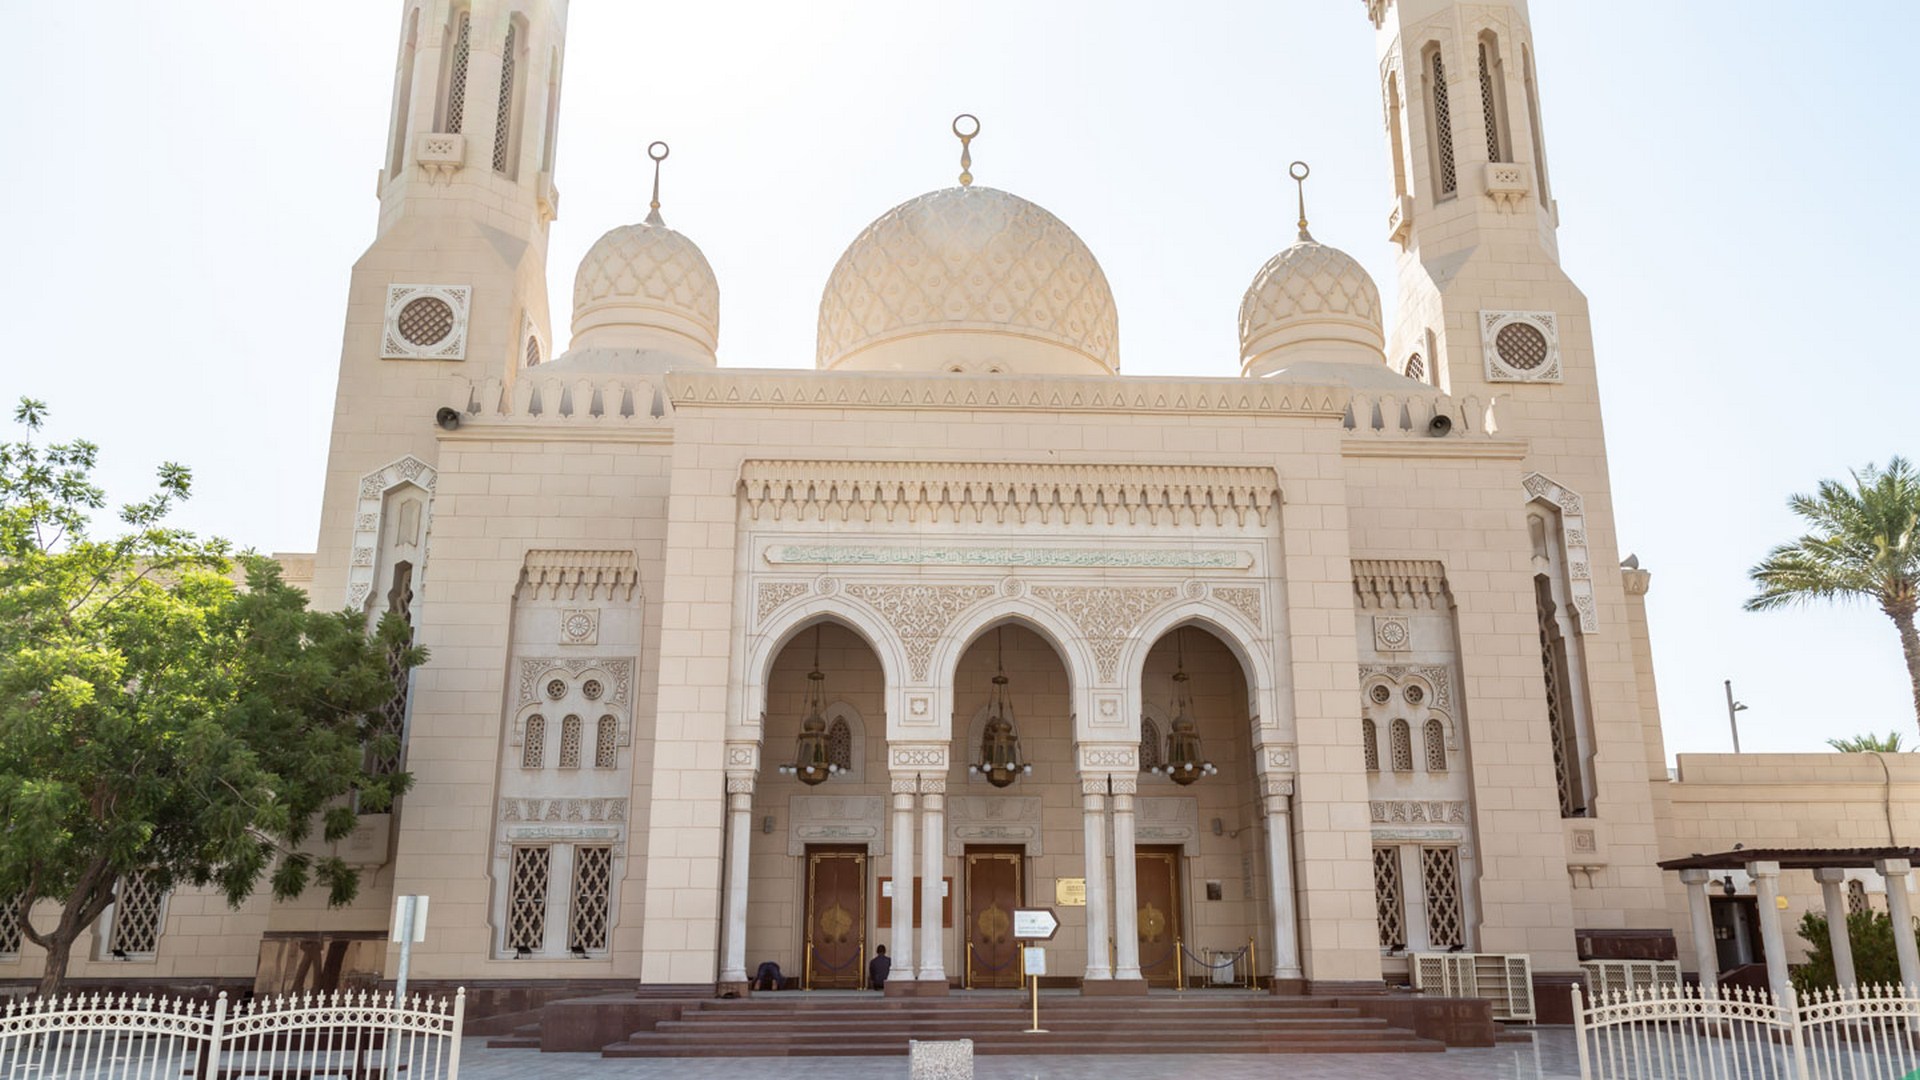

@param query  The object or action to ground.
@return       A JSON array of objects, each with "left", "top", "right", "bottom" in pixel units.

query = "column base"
[
  {"left": 715, "top": 980, "right": 752, "bottom": 999},
  {"left": 1268, "top": 977, "right": 1308, "bottom": 995},
  {"left": 912, "top": 977, "right": 950, "bottom": 996},
  {"left": 883, "top": 980, "right": 918, "bottom": 997},
  {"left": 1080, "top": 977, "right": 1149, "bottom": 996}
]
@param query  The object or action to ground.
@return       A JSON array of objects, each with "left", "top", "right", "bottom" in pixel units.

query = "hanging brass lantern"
[
  {"left": 779, "top": 629, "right": 841, "bottom": 786},
  {"left": 969, "top": 629, "right": 1032, "bottom": 788},
  {"left": 1154, "top": 630, "right": 1216, "bottom": 786}
]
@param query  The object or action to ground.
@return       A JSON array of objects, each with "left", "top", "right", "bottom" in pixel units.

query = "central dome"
[{"left": 816, "top": 185, "right": 1119, "bottom": 374}]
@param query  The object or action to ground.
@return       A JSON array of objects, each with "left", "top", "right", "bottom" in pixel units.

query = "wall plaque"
[{"left": 1055, "top": 877, "right": 1088, "bottom": 907}]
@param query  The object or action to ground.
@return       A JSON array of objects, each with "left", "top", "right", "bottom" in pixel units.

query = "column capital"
[
  {"left": 890, "top": 776, "right": 921, "bottom": 795},
  {"left": 1080, "top": 776, "right": 1110, "bottom": 797},
  {"left": 1813, "top": 867, "right": 1849, "bottom": 885},
  {"left": 1261, "top": 776, "right": 1295, "bottom": 800},
  {"left": 1108, "top": 775, "right": 1139, "bottom": 798},
  {"left": 919, "top": 776, "right": 946, "bottom": 796},
  {"left": 1876, "top": 857, "right": 1913, "bottom": 877},
  {"left": 725, "top": 773, "right": 756, "bottom": 795},
  {"left": 1745, "top": 860, "right": 1782, "bottom": 879},
  {"left": 886, "top": 740, "right": 949, "bottom": 774},
  {"left": 1677, "top": 868, "right": 1713, "bottom": 886}
]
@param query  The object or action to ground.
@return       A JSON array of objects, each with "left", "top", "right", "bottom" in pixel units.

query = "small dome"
[
  {"left": 1238, "top": 236, "right": 1384, "bottom": 377},
  {"left": 566, "top": 213, "right": 719, "bottom": 366},
  {"left": 817, "top": 186, "right": 1118, "bottom": 374}
]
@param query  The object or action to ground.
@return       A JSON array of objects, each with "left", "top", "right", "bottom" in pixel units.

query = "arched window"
[
  {"left": 1536, "top": 575, "right": 1586, "bottom": 816},
  {"left": 1141, "top": 718, "right": 1163, "bottom": 772},
  {"left": 386, "top": 9, "right": 420, "bottom": 182},
  {"left": 492, "top": 16, "right": 527, "bottom": 175},
  {"left": 1424, "top": 719, "right": 1448, "bottom": 772},
  {"left": 1477, "top": 34, "right": 1512, "bottom": 162},
  {"left": 558, "top": 714, "right": 582, "bottom": 768},
  {"left": 1522, "top": 44, "right": 1552, "bottom": 204},
  {"left": 1405, "top": 353, "right": 1425, "bottom": 382},
  {"left": 438, "top": 9, "right": 472, "bottom": 134},
  {"left": 827, "top": 717, "right": 853, "bottom": 773},
  {"left": 522, "top": 713, "right": 546, "bottom": 768},
  {"left": 1361, "top": 718, "right": 1379, "bottom": 773},
  {"left": 594, "top": 715, "right": 617, "bottom": 768},
  {"left": 1426, "top": 45, "right": 1458, "bottom": 199},
  {"left": 1390, "top": 719, "right": 1413, "bottom": 772}
]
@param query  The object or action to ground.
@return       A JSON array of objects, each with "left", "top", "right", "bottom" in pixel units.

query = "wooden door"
[
  {"left": 804, "top": 847, "right": 867, "bottom": 989},
  {"left": 1135, "top": 847, "right": 1182, "bottom": 988},
  {"left": 965, "top": 847, "right": 1024, "bottom": 989}
]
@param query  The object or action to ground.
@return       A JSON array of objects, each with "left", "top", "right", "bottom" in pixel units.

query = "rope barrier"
[
  {"left": 811, "top": 949, "right": 862, "bottom": 973},
  {"left": 971, "top": 945, "right": 1019, "bottom": 973},
  {"left": 1139, "top": 943, "right": 1177, "bottom": 970},
  {"left": 1179, "top": 943, "right": 1250, "bottom": 970}
]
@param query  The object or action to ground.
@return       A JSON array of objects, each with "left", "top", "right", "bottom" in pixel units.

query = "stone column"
[
  {"left": 1813, "top": 868, "right": 1858, "bottom": 990},
  {"left": 1111, "top": 776, "right": 1144, "bottom": 985},
  {"left": 888, "top": 776, "right": 917, "bottom": 991},
  {"left": 918, "top": 776, "right": 947, "bottom": 990},
  {"left": 718, "top": 774, "right": 755, "bottom": 987},
  {"left": 1746, "top": 860, "right": 1790, "bottom": 1005},
  {"left": 1877, "top": 858, "right": 1920, "bottom": 991},
  {"left": 1080, "top": 779, "right": 1112, "bottom": 983},
  {"left": 1262, "top": 777, "right": 1303, "bottom": 983},
  {"left": 1677, "top": 868, "right": 1719, "bottom": 998}
]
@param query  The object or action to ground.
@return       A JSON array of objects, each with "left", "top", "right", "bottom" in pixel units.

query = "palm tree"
[
  {"left": 1746, "top": 457, "right": 1920, "bottom": 737},
  {"left": 1826, "top": 731, "right": 1905, "bottom": 753}
]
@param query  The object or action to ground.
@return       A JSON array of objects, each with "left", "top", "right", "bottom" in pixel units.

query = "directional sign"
[{"left": 1012, "top": 908, "right": 1059, "bottom": 941}]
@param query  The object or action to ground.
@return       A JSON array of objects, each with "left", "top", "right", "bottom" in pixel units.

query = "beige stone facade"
[{"left": 8, "top": 0, "right": 1909, "bottom": 1019}]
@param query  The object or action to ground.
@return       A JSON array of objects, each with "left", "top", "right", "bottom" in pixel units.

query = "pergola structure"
[{"left": 1657, "top": 847, "right": 1920, "bottom": 1003}]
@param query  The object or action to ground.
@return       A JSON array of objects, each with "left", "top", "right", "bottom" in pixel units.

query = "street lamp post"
[{"left": 1724, "top": 679, "right": 1748, "bottom": 753}]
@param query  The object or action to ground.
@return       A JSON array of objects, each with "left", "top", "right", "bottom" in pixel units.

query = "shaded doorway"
[
  {"left": 803, "top": 846, "right": 867, "bottom": 988},
  {"left": 1135, "top": 846, "right": 1183, "bottom": 988},
  {"left": 1710, "top": 895, "right": 1763, "bottom": 977},
  {"left": 964, "top": 846, "right": 1024, "bottom": 989}
]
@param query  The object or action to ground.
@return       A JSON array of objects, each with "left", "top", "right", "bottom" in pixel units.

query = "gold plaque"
[{"left": 1055, "top": 877, "right": 1087, "bottom": 907}]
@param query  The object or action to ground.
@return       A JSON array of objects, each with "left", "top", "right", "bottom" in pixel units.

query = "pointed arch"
[
  {"left": 1121, "top": 602, "right": 1279, "bottom": 744},
  {"left": 744, "top": 601, "right": 905, "bottom": 741}
]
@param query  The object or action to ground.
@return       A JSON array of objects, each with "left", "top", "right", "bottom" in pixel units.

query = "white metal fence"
[
  {"left": 1574, "top": 982, "right": 1919, "bottom": 1080},
  {"left": 0, "top": 987, "right": 464, "bottom": 1080}
]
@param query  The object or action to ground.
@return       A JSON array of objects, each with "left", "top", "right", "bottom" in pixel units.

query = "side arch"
[
  {"left": 929, "top": 599, "right": 1095, "bottom": 747},
  {"left": 741, "top": 599, "right": 906, "bottom": 742},
  {"left": 1120, "top": 603, "right": 1281, "bottom": 745}
]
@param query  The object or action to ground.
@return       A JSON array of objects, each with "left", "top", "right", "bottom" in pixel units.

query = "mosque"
[{"left": 8, "top": 0, "right": 1919, "bottom": 1043}]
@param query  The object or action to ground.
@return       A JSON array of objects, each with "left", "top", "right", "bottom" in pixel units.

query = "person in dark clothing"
[
  {"left": 752, "top": 960, "right": 784, "bottom": 991},
  {"left": 868, "top": 945, "right": 891, "bottom": 990}
]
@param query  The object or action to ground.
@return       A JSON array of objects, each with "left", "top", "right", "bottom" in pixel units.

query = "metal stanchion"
[
  {"left": 1175, "top": 936, "right": 1185, "bottom": 991},
  {"left": 1248, "top": 937, "right": 1258, "bottom": 990},
  {"left": 964, "top": 942, "right": 973, "bottom": 990},
  {"left": 804, "top": 940, "right": 814, "bottom": 990}
]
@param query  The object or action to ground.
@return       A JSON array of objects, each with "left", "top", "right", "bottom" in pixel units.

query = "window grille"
[
  {"left": 0, "top": 894, "right": 21, "bottom": 958},
  {"left": 366, "top": 562, "right": 414, "bottom": 779},
  {"left": 492, "top": 21, "right": 518, "bottom": 173},
  {"left": 108, "top": 870, "right": 165, "bottom": 957},
  {"left": 1373, "top": 847, "right": 1404, "bottom": 949},
  {"left": 522, "top": 714, "right": 546, "bottom": 768},
  {"left": 827, "top": 718, "right": 853, "bottom": 772},
  {"left": 595, "top": 715, "right": 617, "bottom": 769},
  {"left": 1361, "top": 718, "right": 1379, "bottom": 772},
  {"left": 1847, "top": 879, "right": 1870, "bottom": 916},
  {"left": 1424, "top": 718, "right": 1447, "bottom": 772},
  {"left": 558, "top": 714, "right": 582, "bottom": 769},
  {"left": 1478, "top": 42, "right": 1504, "bottom": 161},
  {"left": 568, "top": 845, "right": 613, "bottom": 952},
  {"left": 1536, "top": 584, "right": 1576, "bottom": 816},
  {"left": 525, "top": 335, "right": 541, "bottom": 367},
  {"left": 506, "top": 846, "right": 550, "bottom": 953},
  {"left": 1140, "top": 718, "right": 1162, "bottom": 771},
  {"left": 1430, "top": 49, "right": 1457, "bottom": 197},
  {"left": 1390, "top": 718, "right": 1413, "bottom": 772},
  {"left": 445, "top": 12, "right": 471, "bottom": 134},
  {"left": 1405, "top": 353, "right": 1424, "bottom": 381},
  {"left": 1422, "top": 847, "right": 1464, "bottom": 948}
]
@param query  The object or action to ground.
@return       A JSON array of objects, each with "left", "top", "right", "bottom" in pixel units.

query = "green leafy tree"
[
  {"left": 1791, "top": 909, "right": 1914, "bottom": 992},
  {"left": 1826, "top": 731, "right": 1906, "bottom": 753},
  {"left": 1746, "top": 457, "right": 1920, "bottom": 738},
  {"left": 0, "top": 398, "right": 421, "bottom": 996}
]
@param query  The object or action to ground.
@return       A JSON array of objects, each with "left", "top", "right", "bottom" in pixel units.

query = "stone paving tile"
[{"left": 455, "top": 1029, "right": 1585, "bottom": 1079}]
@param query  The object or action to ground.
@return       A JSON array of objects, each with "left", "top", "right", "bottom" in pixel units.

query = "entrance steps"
[{"left": 598, "top": 991, "right": 1447, "bottom": 1057}]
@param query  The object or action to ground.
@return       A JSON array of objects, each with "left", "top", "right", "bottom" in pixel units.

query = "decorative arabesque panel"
[
  {"left": 1422, "top": 846, "right": 1463, "bottom": 948},
  {"left": 569, "top": 846, "right": 614, "bottom": 952},
  {"left": 1373, "top": 847, "right": 1404, "bottom": 949},
  {"left": 507, "top": 847, "right": 550, "bottom": 952}
]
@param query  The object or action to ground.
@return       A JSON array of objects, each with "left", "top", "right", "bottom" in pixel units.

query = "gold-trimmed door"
[
  {"left": 803, "top": 846, "right": 867, "bottom": 989},
  {"left": 1135, "top": 847, "right": 1182, "bottom": 988},
  {"left": 964, "top": 847, "right": 1024, "bottom": 989}
]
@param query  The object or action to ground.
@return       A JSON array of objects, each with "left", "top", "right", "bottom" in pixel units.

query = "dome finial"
[
  {"left": 953, "top": 114, "right": 980, "bottom": 187},
  {"left": 1290, "top": 161, "right": 1313, "bottom": 242},
  {"left": 646, "top": 141, "right": 670, "bottom": 226}
]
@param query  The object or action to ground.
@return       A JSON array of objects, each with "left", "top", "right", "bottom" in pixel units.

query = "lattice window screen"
[
  {"left": 595, "top": 715, "right": 617, "bottom": 769},
  {"left": 1431, "top": 49, "right": 1458, "bottom": 196},
  {"left": 445, "top": 12, "right": 471, "bottom": 134},
  {"left": 1373, "top": 847, "right": 1404, "bottom": 948},
  {"left": 1361, "top": 718, "right": 1379, "bottom": 772},
  {"left": 1478, "top": 42, "right": 1504, "bottom": 161},
  {"left": 1537, "top": 590, "right": 1575, "bottom": 816},
  {"left": 558, "top": 715, "right": 583, "bottom": 769},
  {"left": 109, "top": 871, "right": 164, "bottom": 957},
  {"left": 1422, "top": 847, "right": 1464, "bottom": 948},
  {"left": 1847, "top": 879, "right": 1870, "bottom": 916},
  {"left": 827, "top": 718, "right": 853, "bottom": 772},
  {"left": 1140, "top": 719, "right": 1162, "bottom": 771},
  {"left": 1424, "top": 719, "right": 1448, "bottom": 772},
  {"left": 0, "top": 894, "right": 21, "bottom": 958},
  {"left": 506, "top": 846, "right": 550, "bottom": 952},
  {"left": 1406, "top": 354, "right": 1425, "bottom": 382},
  {"left": 569, "top": 846, "right": 613, "bottom": 952},
  {"left": 1390, "top": 719, "right": 1413, "bottom": 772},
  {"left": 522, "top": 714, "right": 546, "bottom": 769},
  {"left": 492, "top": 21, "right": 517, "bottom": 172}
]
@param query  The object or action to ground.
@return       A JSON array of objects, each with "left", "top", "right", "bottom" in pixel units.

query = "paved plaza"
[{"left": 456, "top": 1029, "right": 1586, "bottom": 1079}]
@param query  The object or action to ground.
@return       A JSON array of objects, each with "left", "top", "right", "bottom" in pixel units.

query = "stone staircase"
[{"left": 591, "top": 992, "right": 1448, "bottom": 1057}]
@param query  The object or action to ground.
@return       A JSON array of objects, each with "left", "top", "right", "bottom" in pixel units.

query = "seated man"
[{"left": 868, "top": 944, "right": 891, "bottom": 991}]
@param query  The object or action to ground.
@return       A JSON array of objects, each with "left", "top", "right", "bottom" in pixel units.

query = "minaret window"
[
  {"left": 1405, "top": 353, "right": 1424, "bottom": 382},
  {"left": 386, "top": 9, "right": 420, "bottom": 182},
  {"left": 439, "top": 10, "right": 472, "bottom": 134},
  {"left": 1426, "top": 46, "right": 1458, "bottom": 199},
  {"left": 1424, "top": 719, "right": 1448, "bottom": 773},
  {"left": 1536, "top": 575, "right": 1587, "bottom": 816},
  {"left": 1477, "top": 36, "right": 1512, "bottom": 163},
  {"left": 493, "top": 18, "right": 525, "bottom": 175}
]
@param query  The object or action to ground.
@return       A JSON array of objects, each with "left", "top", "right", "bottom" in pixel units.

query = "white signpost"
[
  {"left": 1013, "top": 909, "right": 1057, "bottom": 1034},
  {"left": 389, "top": 895, "right": 429, "bottom": 1073}
]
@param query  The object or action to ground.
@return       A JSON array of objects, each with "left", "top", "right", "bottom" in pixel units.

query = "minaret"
[
  {"left": 1365, "top": 0, "right": 1671, "bottom": 1014},
  {"left": 310, "top": 0, "right": 569, "bottom": 614}
]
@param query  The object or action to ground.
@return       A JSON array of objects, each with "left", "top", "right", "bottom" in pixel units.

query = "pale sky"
[{"left": 3, "top": 2, "right": 1914, "bottom": 760}]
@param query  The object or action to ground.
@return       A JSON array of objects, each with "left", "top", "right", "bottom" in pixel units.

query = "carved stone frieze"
[
  {"left": 1078, "top": 744, "right": 1139, "bottom": 772},
  {"left": 788, "top": 794, "right": 886, "bottom": 856},
  {"left": 845, "top": 583, "right": 996, "bottom": 681},
  {"left": 888, "top": 743, "right": 950, "bottom": 770},
  {"left": 500, "top": 797, "right": 627, "bottom": 823},
  {"left": 1372, "top": 615, "right": 1411, "bottom": 653},
  {"left": 1353, "top": 559, "right": 1451, "bottom": 611},
  {"left": 755, "top": 581, "right": 810, "bottom": 624},
  {"left": 948, "top": 795, "right": 1044, "bottom": 855},
  {"left": 1032, "top": 585, "right": 1179, "bottom": 682},
  {"left": 1212, "top": 586, "right": 1264, "bottom": 629},
  {"left": 1359, "top": 664, "right": 1454, "bottom": 715},
  {"left": 517, "top": 658, "right": 633, "bottom": 711},
  {"left": 345, "top": 455, "right": 437, "bottom": 612},
  {"left": 768, "top": 544, "right": 1250, "bottom": 570},
  {"left": 520, "top": 550, "right": 639, "bottom": 603},
  {"left": 1369, "top": 800, "right": 1468, "bottom": 825}
]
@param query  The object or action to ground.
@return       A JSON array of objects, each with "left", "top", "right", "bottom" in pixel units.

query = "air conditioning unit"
[{"left": 1411, "top": 951, "right": 1536, "bottom": 1021}]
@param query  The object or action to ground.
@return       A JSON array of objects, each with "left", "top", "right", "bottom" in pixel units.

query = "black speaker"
[
  {"left": 434, "top": 407, "right": 462, "bottom": 431},
  {"left": 1427, "top": 413, "right": 1453, "bottom": 437}
]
